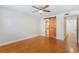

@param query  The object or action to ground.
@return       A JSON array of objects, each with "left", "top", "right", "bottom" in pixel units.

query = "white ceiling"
[{"left": 1, "top": 5, "right": 79, "bottom": 18}]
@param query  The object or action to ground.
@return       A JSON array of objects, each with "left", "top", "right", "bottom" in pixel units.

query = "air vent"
[{"left": 64, "top": 13, "right": 69, "bottom": 15}]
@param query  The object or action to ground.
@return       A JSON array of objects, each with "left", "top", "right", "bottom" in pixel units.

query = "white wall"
[
  {"left": 56, "top": 14, "right": 64, "bottom": 40},
  {"left": 0, "top": 7, "right": 40, "bottom": 45}
]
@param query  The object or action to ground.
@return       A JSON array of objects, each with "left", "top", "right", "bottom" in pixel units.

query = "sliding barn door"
[{"left": 49, "top": 16, "right": 56, "bottom": 39}]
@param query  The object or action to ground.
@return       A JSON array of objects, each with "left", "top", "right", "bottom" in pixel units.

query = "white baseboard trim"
[{"left": 0, "top": 35, "right": 40, "bottom": 47}]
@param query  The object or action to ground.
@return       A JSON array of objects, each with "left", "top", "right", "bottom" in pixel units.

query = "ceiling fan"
[{"left": 32, "top": 5, "right": 51, "bottom": 14}]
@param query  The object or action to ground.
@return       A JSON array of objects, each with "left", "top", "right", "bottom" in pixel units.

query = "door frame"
[{"left": 45, "top": 20, "right": 49, "bottom": 37}]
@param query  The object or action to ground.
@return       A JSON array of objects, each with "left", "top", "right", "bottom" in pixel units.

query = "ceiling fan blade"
[
  {"left": 42, "top": 5, "right": 49, "bottom": 9},
  {"left": 32, "top": 6, "right": 40, "bottom": 10},
  {"left": 44, "top": 17, "right": 51, "bottom": 19},
  {"left": 43, "top": 10, "right": 51, "bottom": 12},
  {"left": 32, "top": 10, "right": 39, "bottom": 13}
]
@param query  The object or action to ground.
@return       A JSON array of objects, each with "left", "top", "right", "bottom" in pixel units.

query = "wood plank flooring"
[{"left": 0, "top": 36, "right": 79, "bottom": 53}]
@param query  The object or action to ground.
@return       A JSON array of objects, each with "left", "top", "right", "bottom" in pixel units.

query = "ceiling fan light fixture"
[{"left": 39, "top": 10, "right": 43, "bottom": 13}]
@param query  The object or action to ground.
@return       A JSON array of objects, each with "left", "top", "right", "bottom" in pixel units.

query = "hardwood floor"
[{"left": 0, "top": 36, "right": 79, "bottom": 53}]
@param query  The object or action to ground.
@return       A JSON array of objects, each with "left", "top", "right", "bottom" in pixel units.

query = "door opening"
[{"left": 64, "top": 15, "right": 78, "bottom": 51}]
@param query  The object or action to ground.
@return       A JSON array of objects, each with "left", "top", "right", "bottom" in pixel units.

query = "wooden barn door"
[{"left": 49, "top": 16, "right": 56, "bottom": 39}]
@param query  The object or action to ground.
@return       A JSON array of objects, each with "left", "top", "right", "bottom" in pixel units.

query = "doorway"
[
  {"left": 64, "top": 15, "right": 78, "bottom": 50},
  {"left": 45, "top": 16, "right": 56, "bottom": 39}
]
